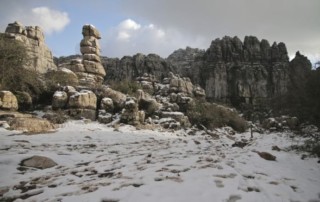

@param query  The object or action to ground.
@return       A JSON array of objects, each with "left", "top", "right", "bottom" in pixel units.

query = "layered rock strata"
[
  {"left": 4, "top": 21, "right": 57, "bottom": 73},
  {"left": 167, "top": 36, "right": 295, "bottom": 108},
  {"left": 64, "top": 25, "right": 106, "bottom": 87},
  {"left": 79, "top": 25, "right": 106, "bottom": 86}
]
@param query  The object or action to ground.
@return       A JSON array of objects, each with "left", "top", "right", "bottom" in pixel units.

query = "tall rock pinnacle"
[{"left": 73, "top": 24, "right": 106, "bottom": 87}]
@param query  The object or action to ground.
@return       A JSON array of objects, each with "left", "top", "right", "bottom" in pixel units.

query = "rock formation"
[
  {"left": 120, "top": 97, "right": 145, "bottom": 125},
  {"left": 61, "top": 25, "right": 106, "bottom": 87},
  {"left": 0, "top": 91, "right": 18, "bottom": 111},
  {"left": 4, "top": 21, "right": 57, "bottom": 73},
  {"left": 168, "top": 36, "right": 292, "bottom": 108},
  {"left": 52, "top": 88, "right": 97, "bottom": 120},
  {"left": 55, "top": 35, "right": 313, "bottom": 112},
  {"left": 103, "top": 53, "right": 176, "bottom": 82},
  {"left": 167, "top": 47, "right": 205, "bottom": 84}
]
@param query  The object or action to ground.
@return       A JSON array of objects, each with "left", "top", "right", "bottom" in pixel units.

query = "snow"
[
  {"left": 125, "top": 99, "right": 135, "bottom": 105},
  {"left": 53, "top": 91, "right": 66, "bottom": 97},
  {"left": 0, "top": 121, "right": 319, "bottom": 202}
]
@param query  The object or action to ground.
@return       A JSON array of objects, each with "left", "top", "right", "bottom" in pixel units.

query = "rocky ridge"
[
  {"left": 168, "top": 36, "right": 293, "bottom": 108},
  {"left": 56, "top": 37, "right": 311, "bottom": 111}
]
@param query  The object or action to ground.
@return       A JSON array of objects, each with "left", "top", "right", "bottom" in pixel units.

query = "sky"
[{"left": 0, "top": 0, "right": 319, "bottom": 64}]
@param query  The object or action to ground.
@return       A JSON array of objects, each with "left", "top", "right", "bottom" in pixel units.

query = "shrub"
[
  {"left": 187, "top": 99, "right": 248, "bottom": 132},
  {"left": 290, "top": 133, "right": 320, "bottom": 158},
  {"left": 43, "top": 110, "right": 69, "bottom": 124},
  {"left": 109, "top": 80, "right": 141, "bottom": 96}
]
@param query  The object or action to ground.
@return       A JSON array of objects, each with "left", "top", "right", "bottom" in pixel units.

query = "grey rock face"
[
  {"left": 168, "top": 36, "right": 292, "bottom": 108},
  {"left": 167, "top": 47, "right": 205, "bottom": 84},
  {"left": 56, "top": 35, "right": 311, "bottom": 110},
  {"left": 103, "top": 53, "right": 176, "bottom": 82},
  {"left": 4, "top": 21, "right": 57, "bottom": 73}
]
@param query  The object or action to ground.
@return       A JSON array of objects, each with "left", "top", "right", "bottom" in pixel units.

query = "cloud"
[
  {"left": 102, "top": 18, "right": 207, "bottom": 58},
  {"left": 0, "top": 3, "right": 70, "bottom": 35},
  {"left": 29, "top": 7, "right": 70, "bottom": 34},
  {"left": 119, "top": 0, "right": 320, "bottom": 60}
]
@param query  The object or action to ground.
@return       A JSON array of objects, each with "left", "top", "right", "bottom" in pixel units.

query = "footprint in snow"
[
  {"left": 214, "top": 179, "right": 224, "bottom": 188},
  {"left": 226, "top": 194, "right": 242, "bottom": 202}
]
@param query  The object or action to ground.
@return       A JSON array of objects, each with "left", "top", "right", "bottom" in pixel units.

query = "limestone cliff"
[
  {"left": 55, "top": 35, "right": 312, "bottom": 110},
  {"left": 4, "top": 21, "right": 57, "bottom": 73},
  {"left": 168, "top": 36, "right": 296, "bottom": 108}
]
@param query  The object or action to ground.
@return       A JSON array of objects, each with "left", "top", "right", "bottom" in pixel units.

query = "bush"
[
  {"left": 290, "top": 134, "right": 320, "bottom": 158},
  {"left": 109, "top": 80, "right": 141, "bottom": 96},
  {"left": 43, "top": 110, "right": 69, "bottom": 124},
  {"left": 187, "top": 99, "right": 248, "bottom": 132}
]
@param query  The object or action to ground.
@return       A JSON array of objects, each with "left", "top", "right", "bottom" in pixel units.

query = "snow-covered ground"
[{"left": 0, "top": 121, "right": 319, "bottom": 202}]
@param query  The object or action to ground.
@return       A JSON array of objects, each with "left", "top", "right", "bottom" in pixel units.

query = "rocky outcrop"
[
  {"left": 168, "top": 36, "right": 291, "bottom": 108},
  {"left": 55, "top": 35, "right": 312, "bottom": 113},
  {"left": 8, "top": 117, "right": 55, "bottom": 134},
  {"left": 61, "top": 25, "right": 106, "bottom": 87},
  {"left": 52, "top": 88, "right": 97, "bottom": 120},
  {"left": 100, "top": 86, "right": 127, "bottom": 110},
  {"left": 120, "top": 97, "right": 145, "bottom": 125},
  {"left": 52, "top": 91, "right": 68, "bottom": 110},
  {"left": 4, "top": 21, "right": 57, "bottom": 73},
  {"left": 289, "top": 51, "right": 312, "bottom": 91},
  {"left": 67, "top": 90, "right": 97, "bottom": 120},
  {"left": 167, "top": 47, "right": 205, "bottom": 84},
  {"left": 103, "top": 53, "right": 176, "bottom": 82},
  {"left": 0, "top": 91, "right": 18, "bottom": 111}
]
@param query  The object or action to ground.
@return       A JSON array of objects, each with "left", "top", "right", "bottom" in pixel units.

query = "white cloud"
[
  {"left": 29, "top": 7, "right": 70, "bottom": 34},
  {"left": 119, "top": 0, "right": 320, "bottom": 62},
  {"left": 119, "top": 19, "right": 141, "bottom": 30},
  {"left": 103, "top": 18, "right": 206, "bottom": 58},
  {"left": 0, "top": 5, "right": 70, "bottom": 35}
]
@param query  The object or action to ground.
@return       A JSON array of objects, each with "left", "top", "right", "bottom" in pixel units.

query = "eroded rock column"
[{"left": 77, "top": 24, "right": 106, "bottom": 87}]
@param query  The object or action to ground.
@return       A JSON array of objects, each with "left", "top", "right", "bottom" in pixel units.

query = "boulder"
[
  {"left": 137, "top": 90, "right": 160, "bottom": 115},
  {"left": 98, "top": 110, "right": 113, "bottom": 124},
  {"left": 160, "top": 111, "right": 191, "bottom": 127},
  {"left": 45, "top": 68, "right": 79, "bottom": 87},
  {"left": 0, "top": 91, "right": 18, "bottom": 111},
  {"left": 82, "top": 24, "right": 101, "bottom": 39},
  {"left": 9, "top": 117, "right": 55, "bottom": 134},
  {"left": 121, "top": 97, "right": 144, "bottom": 125},
  {"left": 257, "top": 152, "right": 276, "bottom": 161},
  {"left": 100, "top": 97, "right": 114, "bottom": 113},
  {"left": 101, "top": 87, "right": 126, "bottom": 110},
  {"left": 68, "top": 90, "right": 97, "bottom": 110},
  {"left": 20, "top": 155, "right": 57, "bottom": 169},
  {"left": 52, "top": 91, "right": 68, "bottom": 109},
  {"left": 63, "top": 86, "right": 77, "bottom": 97}
]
